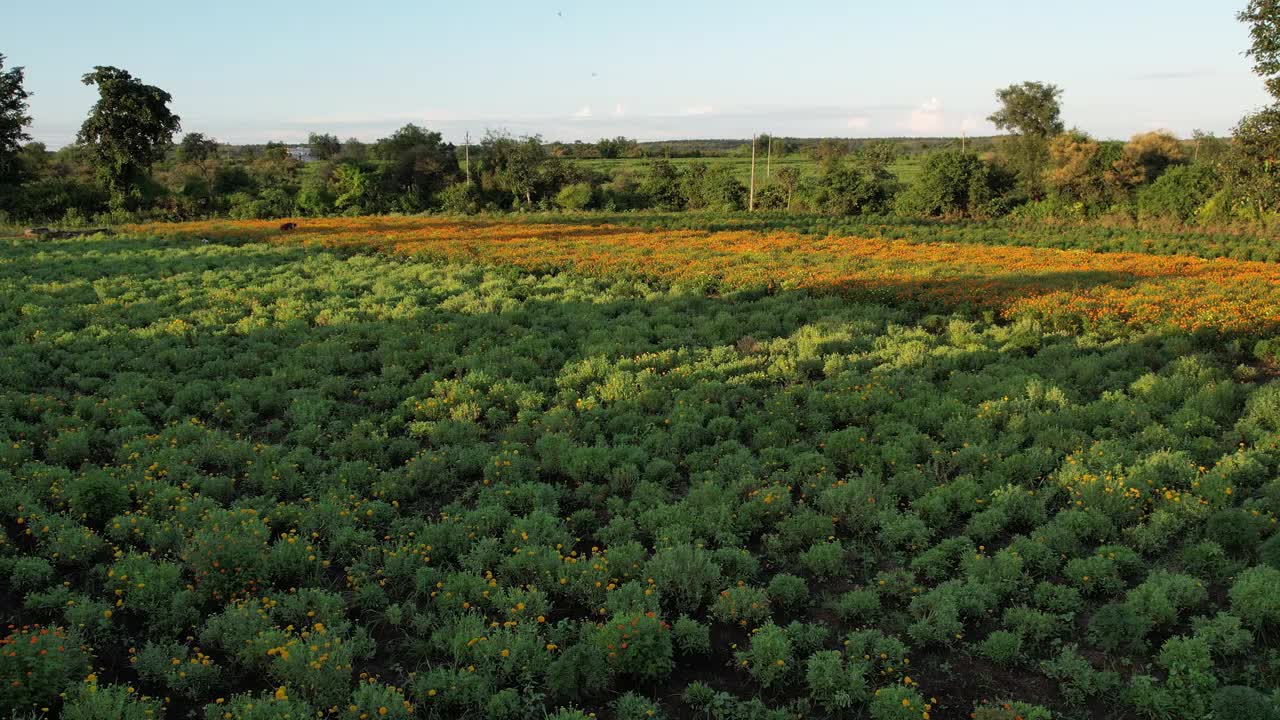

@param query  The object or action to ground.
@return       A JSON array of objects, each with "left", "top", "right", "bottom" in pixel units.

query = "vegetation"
[
  {"left": 4, "top": 0, "right": 1280, "bottom": 233},
  {"left": 3, "top": 218, "right": 1280, "bottom": 719}
]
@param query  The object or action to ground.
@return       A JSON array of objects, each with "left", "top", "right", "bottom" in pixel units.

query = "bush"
[
  {"left": 1230, "top": 565, "right": 1280, "bottom": 628},
  {"left": 0, "top": 625, "right": 89, "bottom": 712},
  {"left": 438, "top": 181, "right": 481, "bottom": 214},
  {"left": 805, "top": 650, "right": 868, "bottom": 712},
  {"left": 62, "top": 681, "right": 164, "bottom": 720},
  {"left": 201, "top": 690, "right": 318, "bottom": 720},
  {"left": 766, "top": 573, "right": 809, "bottom": 609},
  {"left": 1137, "top": 165, "right": 1219, "bottom": 223},
  {"left": 611, "top": 692, "right": 665, "bottom": 720},
  {"left": 831, "top": 589, "right": 881, "bottom": 624},
  {"left": 554, "top": 183, "right": 595, "bottom": 211},
  {"left": 671, "top": 615, "right": 711, "bottom": 655},
  {"left": 712, "top": 585, "right": 771, "bottom": 626},
  {"left": 869, "top": 686, "right": 928, "bottom": 720},
  {"left": 896, "top": 151, "right": 1011, "bottom": 218},
  {"left": 1212, "top": 686, "right": 1278, "bottom": 720},
  {"left": 1088, "top": 602, "right": 1150, "bottom": 653},
  {"left": 735, "top": 623, "right": 793, "bottom": 688},
  {"left": 976, "top": 630, "right": 1024, "bottom": 665},
  {"left": 596, "top": 612, "right": 674, "bottom": 680}
]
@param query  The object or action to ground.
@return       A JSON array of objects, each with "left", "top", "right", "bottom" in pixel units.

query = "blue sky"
[{"left": 4, "top": 0, "right": 1271, "bottom": 147}]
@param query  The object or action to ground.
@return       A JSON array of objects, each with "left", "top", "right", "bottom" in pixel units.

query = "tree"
[
  {"left": 897, "top": 151, "right": 1009, "bottom": 218},
  {"left": 1106, "top": 131, "right": 1185, "bottom": 191},
  {"left": 0, "top": 54, "right": 32, "bottom": 186},
  {"left": 775, "top": 166, "right": 801, "bottom": 210},
  {"left": 1045, "top": 131, "right": 1106, "bottom": 204},
  {"left": 178, "top": 132, "right": 220, "bottom": 210},
  {"left": 641, "top": 159, "right": 684, "bottom": 210},
  {"left": 811, "top": 139, "right": 850, "bottom": 170},
  {"left": 988, "top": 81, "right": 1064, "bottom": 196},
  {"left": 1240, "top": 0, "right": 1280, "bottom": 99},
  {"left": 479, "top": 131, "right": 564, "bottom": 208},
  {"left": 77, "top": 66, "right": 181, "bottom": 207},
  {"left": 308, "top": 133, "right": 341, "bottom": 160},
  {"left": 1227, "top": 105, "right": 1280, "bottom": 217},
  {"left": 372, "top": 124, "right": 460, "bottom": 210}
]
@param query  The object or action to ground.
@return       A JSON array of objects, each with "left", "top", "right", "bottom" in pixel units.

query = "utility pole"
[
  {"left": 961, "top": 130, "right": 966, "bottom": 154},
  {"left": 749, "top": 134, "right": 757, "bottom": 212},
  {"left": 766, "top": 134, "right": 772, "bottom": 181},
  {"left": 464, "top": 132, "right": 471, "bottom": 184}
]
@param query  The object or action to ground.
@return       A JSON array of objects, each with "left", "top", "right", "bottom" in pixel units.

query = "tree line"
[{"left": 2, "top": 3, "right": 1280, "bottom": 228}]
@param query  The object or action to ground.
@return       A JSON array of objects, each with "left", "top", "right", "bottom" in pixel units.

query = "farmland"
[
  {"left": 3, "top": 218, "right": 1280, "bottom": 719},
  {"left": 570, "top": 154, "right": 926, "bottom": 187}
]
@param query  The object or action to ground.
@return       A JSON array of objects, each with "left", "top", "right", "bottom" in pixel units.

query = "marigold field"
[{"left": 3, "top": 217, "right": 1280, "bottom": 720}]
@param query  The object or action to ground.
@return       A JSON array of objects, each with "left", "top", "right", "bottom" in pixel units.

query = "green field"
[
  {"left": 3, "top": 217, "right": 1280, "bottom": 720},
  {"left": 572, "top": 154, "right": 925, "bottom": 186}
]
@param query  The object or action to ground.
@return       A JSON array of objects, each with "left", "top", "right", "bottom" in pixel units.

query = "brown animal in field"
[{"left": 279, "top": 222, "right": 298, "bottom": 232}]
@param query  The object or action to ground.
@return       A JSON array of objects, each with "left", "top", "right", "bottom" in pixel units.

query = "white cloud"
[
  {"left": 846, "top": 116, "right": 871, "bottom": 130},
  {"left": 900, "top": 97, "right": 946, "bottom": 135},
  {"left": 614, "top": 103, "right": 626, "bottom": 117},
  {"left": 573, "top": 105, "right": 593, "bottom": 118},
  {"left": 683, "top": 104, "right": 714, "bottom": 116}
]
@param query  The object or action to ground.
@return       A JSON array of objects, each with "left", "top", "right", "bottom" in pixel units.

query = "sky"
[{"left": 4, "top": 0, "right": 1272, "bottom": 147}]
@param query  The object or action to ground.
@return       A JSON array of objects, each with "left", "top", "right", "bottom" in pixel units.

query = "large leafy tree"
[
  {"left": 988, "top": 81, "right": 1064, "bottom": 197},
  {"left": 1240, "top": 0, "right": 1280, "bottom": 100},
  {"left": 178, "top": 132, "right": 220, "bottom": 210},
  {"left": 77, "top": 66, "right": 181, "bottom": 207},
  {"left": 1233, "top": 2, "right": 1280, "bottom": 217},
  {"left": 373, "top": 124, "right": 460, "bottom": 210},
  {"left": 0, "top": 53, "right": 32, "bottom": 186}
]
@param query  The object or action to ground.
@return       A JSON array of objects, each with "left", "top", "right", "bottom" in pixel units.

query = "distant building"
[{"left": 285, "top": 146, "right": 314, "bottom": 163}]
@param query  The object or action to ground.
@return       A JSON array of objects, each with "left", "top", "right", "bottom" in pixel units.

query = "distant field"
[{"left": 573, "top": 154, "right": 924, "bottom": 185}]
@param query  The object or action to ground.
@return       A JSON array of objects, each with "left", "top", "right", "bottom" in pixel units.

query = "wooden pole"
[
  {"left": 766, "top": 135, "right": 772, "bottom": 180},
  {"left": 749, "top": 134, "right": 757, "bottom": 212}
]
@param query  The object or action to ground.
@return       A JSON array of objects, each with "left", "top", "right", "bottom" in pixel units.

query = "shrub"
[
  {"left": 896, "top": 151, "right": 1010, "bottom": 218},
  {"left": 1206, "top": 509, "right": 1264, "bottom": 554},
  {"left": 805, "top": 650, "right": 869, "bottom": 712},
  {"left": 201, "top": 690, "right": 318, "bottom": 720},
  {"left": 62, "top": 681, "right": 164, "bottom": 720},
  {"left": 438, "top": 181, "right": 481, "bottom": 214},
  {"left": 7, "top": 556, "right": 54, "bottom": 592},
  {"left": 766, "top": 573, "right": 809, "bottom": 609},
  {"left": 869, "top": 686, "right": 928, "bottom": 720},
  {"left": 66, "top": 469, "right": 130, "bottom": 526},
  {"left": 671, "top": 615, "right": 711, "bottom": 655},
  {"left": 1137, "top": 164, "right": 1219, "bottom": 223},
  {"left": 976, "top": 630, "right": 1024, "bottom": 665},
  {"left": 735, "top": 623, "right": 793, "bottom": 688},
  {"left": 596, "top": 612, "right": 674, "bottom": 680},
  {"left": 1230, "top": 565, "right": 1280, "bottom": 628},
  {"left": 611, "top": 692, "right": 665, "bottom": 720},
  {"left": 135, "top": 641, "right": 222, "bottom": 698},
  {"left": 554, "top": 183, "right": 595, "bottom": 211},
  {"left": 712, "top": 585, "right": 771, "bottom": 626},
  {"left": 970, "top": 700, "right": 1053, "bottom": 720},
  {"left": 1088, "top": 602, "right": 1150, "bottom": 653},
  {"left": 800, "top": 540, "right": 846, "bottom": 579},
  {"left": 831, "top": 589, "right": 881, "bottom": 624},
  {"left": 345, "top": 682, "right": 414, "bottom": 720},
  {"left": 645, "top": 545, "right": 722, "bottom": 614},
  {"left": 0, "top": 625, "right": 88, "bottom": 712},
  {"left": 1212, "top": 686, "right": 1278, "bottom": 720}
]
